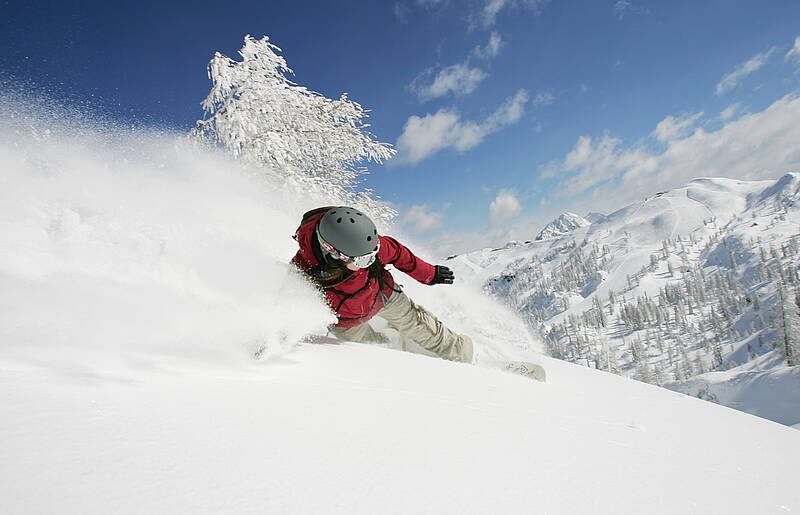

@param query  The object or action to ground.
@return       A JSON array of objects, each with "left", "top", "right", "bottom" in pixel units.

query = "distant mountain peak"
[
  {"left": 756, "top": 172, "right": 800, "bottom": 205},
  {"left": 535, "top": 212, "right": 590, "bottom": 241}
]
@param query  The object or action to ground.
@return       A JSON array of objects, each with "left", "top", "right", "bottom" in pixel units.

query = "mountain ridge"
[{"left": 446, "top": 174, "right": 800, "bottom": 427}]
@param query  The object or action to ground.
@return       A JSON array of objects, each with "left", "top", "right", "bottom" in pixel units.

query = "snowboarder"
[{"left": 291, "top": 206, "right": 473, "bottom": 363}]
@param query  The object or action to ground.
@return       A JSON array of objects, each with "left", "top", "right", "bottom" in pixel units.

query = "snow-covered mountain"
[
  {"left": 535, "top": 211, "right": 590, "bottom": 240},
  {"left": 446, "top": 174, "right": 800, "bottom": 428}
]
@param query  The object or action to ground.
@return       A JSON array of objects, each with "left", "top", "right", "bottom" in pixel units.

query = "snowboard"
[{"left": 481, "top": 360, "right": 546, "bottom": 382}]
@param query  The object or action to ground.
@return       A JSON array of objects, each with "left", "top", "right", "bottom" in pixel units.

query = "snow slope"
[
  {"left": 3, "top": 343, "right": 800, "bottom": 514},
  {"left": 667, "top": 358, "right": 800, "bottom": 428},
  {"left": 3, "top": 95, "right": 800, "bottom": 514}
]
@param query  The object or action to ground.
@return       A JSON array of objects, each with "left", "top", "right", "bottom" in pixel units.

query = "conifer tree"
[
  {"left": 775, "top": 283, "right": 800, "bottom": 366},
  {"left": 193, "top": 35, "right": 396, "bottom": 221}
]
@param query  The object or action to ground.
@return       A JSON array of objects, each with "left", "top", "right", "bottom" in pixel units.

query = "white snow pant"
[{"left": 328, "top": 291, "right": 473, "bottom": 363}]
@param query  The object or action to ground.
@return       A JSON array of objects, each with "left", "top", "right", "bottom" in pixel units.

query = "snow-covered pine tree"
[
  {"left": 712, "top": 336, "right": 723, "bottom": 368},
  {"left": 774, "top": 283, "right": 800, "bottom": 366},
  {"left": 595, "top": 337, "right": 620, "bottom": 374},
  {"left": 192, "top": 35, "right": 396, "bottom": 222}
]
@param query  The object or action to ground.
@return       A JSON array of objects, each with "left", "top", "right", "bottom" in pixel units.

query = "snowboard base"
[{"left": 481, "top": 360, "right": 546, "bottom": 382}]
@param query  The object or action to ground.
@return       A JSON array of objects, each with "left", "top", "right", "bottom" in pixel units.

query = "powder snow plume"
[{"left": 0, "top": 91, "right": 337, "bottom": 374}]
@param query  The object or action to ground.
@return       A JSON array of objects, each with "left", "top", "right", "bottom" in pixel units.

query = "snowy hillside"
[
  {"left": 535, "top": 212, "right": 590, "bottom": 241},
  {"left": 3, "top": 96, "right": 800, "bottom": 514},
  {"left": 447, "top": 175, "right": 800, "bottom": 428},
  {"left": 4, "top": 341, "right": 800, "bottom": 515}
]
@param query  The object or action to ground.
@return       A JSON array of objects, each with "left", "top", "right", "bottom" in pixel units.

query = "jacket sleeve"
[
  {"left": 290, "top": 251, "right": 310, "bottom": 271},
  {"left": 378, "top": 235, "right": 436, "bottom": 285}
]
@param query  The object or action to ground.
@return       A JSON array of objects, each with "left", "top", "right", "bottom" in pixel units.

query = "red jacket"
[{"left": 291, "top": 212, "right": 436, "bottom": 327}]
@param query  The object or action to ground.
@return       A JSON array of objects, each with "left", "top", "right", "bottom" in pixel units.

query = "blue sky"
[{"left": 3, "top": 0, "right": 800, "bottom": 253}]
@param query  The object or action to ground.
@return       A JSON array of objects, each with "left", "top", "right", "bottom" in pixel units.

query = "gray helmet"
[{"left": 316, "top": 206, "right": 379, "bottom": 259}]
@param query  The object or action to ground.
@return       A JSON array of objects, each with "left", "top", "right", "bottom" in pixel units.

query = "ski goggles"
[
  {"left": 318, "top": 233, "right": 379, "bottom": 268},
  {"left": 349, "top": 248, "right": 379, "bottom": 268}
]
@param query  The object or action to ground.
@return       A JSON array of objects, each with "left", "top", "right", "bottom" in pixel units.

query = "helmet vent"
[{"left": 317, "top": 207, "right": 377, "bottom": 257}]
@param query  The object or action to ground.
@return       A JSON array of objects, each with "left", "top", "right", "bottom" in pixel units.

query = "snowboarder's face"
[{"left": 345, "top": 262, "right": 362, "bottom": 271}]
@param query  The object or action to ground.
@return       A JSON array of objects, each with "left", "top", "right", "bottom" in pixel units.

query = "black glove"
[{"left": 431, "top": 265, "right": 455, "bottom": 285}]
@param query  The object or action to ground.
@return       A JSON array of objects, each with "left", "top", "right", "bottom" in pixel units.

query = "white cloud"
[
  {"left": 395, "top": 89, "right": 529, "bottom": 164},
  {"left": 716, "top": 47, "right": 776, "bottom": 95},
  {"left": 402, "top": 204, "right": 444, "bottom": 233},
  {"left": 651, "top": 111, "right": 703, "bottom": 143},
  {"left": 532, "top": 91, "right": 555, "bottom": 107},
  {"left": 417, "top": 0, "right": 445, "bottom": 8},
  {"left": 394, "top": 110, "right": 470, "bottom": 165},
  {"left": 719, "top": 103, "right": 741, "bottom": 121},
  {"left": 476, "top": 0, "right": 549, "bottom": 28},
  {"left": 489, "top": 190, "right": 522, "bottom": 226},
  {"left": 410, "top": 64, "right": 487, "bottom": 101},
  {"left": 410, "top": 29, "right": 504, "bottom": 105},
  {"left": 485, "top": 89, "right": 529, "bottom": 130},
  {"left": 540, "top": 94, "right": 800, "bottom": 215},
  {"left": 537, "top": 159, "right": 560, "bottom": 179},
  {"left": 522, "top": 0, "right": 550, "bottom": 13},
  {"left": 553, "top": 133, "right": 657, "bottom": 195},
  {"left": 396, "top": 0, "right": 448, "bottom": 21},
  {"left": 645, "top": 94, "right": 800, "bottom": 184},
  {"left": 480, "top": 0, "right": 508, "bottom": 27},
  {"left": 394, "top": 2, "right": 410, "bottom": 22},
  {"left": 614, "top": 0, "right": 631, "bottom": 19},
  {"left": 786, "top": 36, "right": 800, "bottom": 65},
  {"left": 473, "top": 31, "right": 503, "bottom": 60}
]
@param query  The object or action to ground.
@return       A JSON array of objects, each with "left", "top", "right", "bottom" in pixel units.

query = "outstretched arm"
[{"left": 378, "top": 236, "right": 454, "bottom": 285}]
